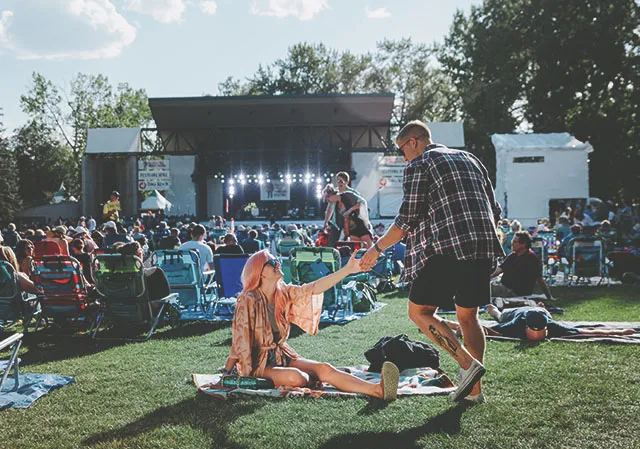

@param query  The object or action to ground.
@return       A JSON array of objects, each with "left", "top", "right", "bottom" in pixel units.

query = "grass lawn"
[{"left": 1, "top": 285, "right": 639, "bottom": 448}]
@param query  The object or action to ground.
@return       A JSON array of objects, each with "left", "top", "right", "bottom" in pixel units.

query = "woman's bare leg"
[
  {"left": 262, "top": 366, "right": 310, "bottom": 388},
  {"left": 290, "top": 358, "right": 384, "bottom": 398}
]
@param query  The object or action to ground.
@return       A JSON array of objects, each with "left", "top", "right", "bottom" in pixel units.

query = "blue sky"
[{"left": 0, "top": 0, "right": 480, "bottom": 133}]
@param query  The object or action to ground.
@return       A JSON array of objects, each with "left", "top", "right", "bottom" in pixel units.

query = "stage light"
[
  {"left": 266, "top": 179, "right": 271, "bottom": 183},
  {"left": 234, "top": 174, "right": 238, "bottom": 178},
  {"left": 240, "top": 179, "right": 246, "bottom": 185},
  {"left": 229, "top": 179, "right": 235, "bottom": 185},
  {"left": 221, "top": 179, "right": 225, "bottom": 183},
  {"left": 304, "top": 179, "right": 310, "bottom": 185},
  {"left": 258, "top": 174, "right": 264, "bottom": 180},
  {"left": 213, "top": 174, "right": 218, "bottom": 179},
  {"left": 258, "top": 180, "right": 264, "bottom": 185},
  {"left": 316, "top": 193, "right": 322, "bottom": 199},
  {"left": 221, "top": 174, "right": 225, "bottom": 178},
  {"left": 286, "top": 179, "right": 292, "bottom": 185}
]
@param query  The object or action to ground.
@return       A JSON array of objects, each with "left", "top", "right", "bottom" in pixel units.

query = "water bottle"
[{"left": 221, "top": 376, "right": 274, "bottom": 389}]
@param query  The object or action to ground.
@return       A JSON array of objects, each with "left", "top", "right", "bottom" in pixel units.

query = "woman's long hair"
[
  {"left": 240, "top": 249, "right": 286, "bottom": 296},
  {"left": 15, "top": 239, "right": 32, "bottom": 265},
  {"left": 0, "top": 246, "right": 20, "bottom": 272}
]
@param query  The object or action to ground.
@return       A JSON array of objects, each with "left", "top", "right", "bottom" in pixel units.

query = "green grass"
[{"left": 1, "top": 285, "right": 639, "bottom": 448}]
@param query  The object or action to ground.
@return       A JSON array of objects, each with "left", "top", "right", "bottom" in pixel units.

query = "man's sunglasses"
[{"left": 263, "top": 259, "right": 278, "bottom": 269}]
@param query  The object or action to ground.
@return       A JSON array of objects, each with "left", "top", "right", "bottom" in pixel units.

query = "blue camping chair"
[
  {"left": 155, "top": 250, "right": 215, "bottom": 318},
  {"left": 290, "top": 247, "right": 353, "bottom": 322},
  {"left": 90, "top": 254, "right": 179, "bottom": 341},
  {"left": 212, "top": 254, "right": 251, "bottom": 318},
  {"left": 570, "top": 238, "right": 606, "bottom": 286},
  {"left": 0, "top": 261, "right": 40, "bottom": 332}
]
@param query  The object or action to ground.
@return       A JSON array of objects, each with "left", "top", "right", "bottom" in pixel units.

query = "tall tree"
[
  {"left": 0, "top": 121, "right": 22, "bottom": 223},
  {"left": 365, "top": 38, "right": 461, "bottom": 130},
  {"left": 439, "top": 0, "right": 640, "bottom": 197},
  {"left": 13, "top": 121, "right": 76, "bottom": 207},
  {"left": 19, "top": 72, "right": 153, "bottom": 197}
]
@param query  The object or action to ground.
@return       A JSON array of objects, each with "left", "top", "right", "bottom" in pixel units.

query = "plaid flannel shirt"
[{"left": 394, "top": 144, "right": 504, "bottom": 282}]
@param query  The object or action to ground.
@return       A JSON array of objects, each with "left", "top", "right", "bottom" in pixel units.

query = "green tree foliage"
[
  {"left": 364, "top": 38, "right": 461, "bottom": 129},
  {"left": 12, "top": 121, "right": 76, "bottom": 207},
  {"left": 217, "top": 40, "right": 460, "bottom": 135},
  {"left": 0, "top": 122, "right": 22, "bottom": 223},
  {"left": 19, "top": 72, "right": 153, "bottom": 197},
  {"left": 439, "top": 0, "right": 640, "bottom": 198}
]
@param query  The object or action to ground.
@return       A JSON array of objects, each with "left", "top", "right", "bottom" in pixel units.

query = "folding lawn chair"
[
  {"left": 90, "top": 253, "right": 179, "bottom": 341},
  {"left": 276, "top": 239, "right": 304, "bottom": 284},
  {"left": 0, "top": 261, "right": 40, "bottom": 332},
  {"left": 32, "top": 255, "right": 92, "bottom": 328},
  {"left": 155, "top": 249, "right": 215, "bottom": 318},
  {"left": 0, "top": 332, "right": 23, "bottom": 392},
  {"left": 290, "top": 247, "right": 353, "bottom": 322},
  {"left": 570, "top": 238, "right": 606, "bottom": 286},
  {"left": 211, "top": 254, "right": 250, "bottom": 318}
]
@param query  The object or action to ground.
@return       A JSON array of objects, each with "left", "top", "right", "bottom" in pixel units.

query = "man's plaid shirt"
[{"left": 394, "top": 144, "right": 504, "bottom": 281}]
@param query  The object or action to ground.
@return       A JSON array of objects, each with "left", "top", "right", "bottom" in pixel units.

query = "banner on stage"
[{"left": 260, "top": 181, "right": 290, "bottom": 201}]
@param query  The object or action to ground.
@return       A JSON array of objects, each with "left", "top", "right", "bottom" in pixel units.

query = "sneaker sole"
[
  {"left": 451, "top": 365, "right": 486, "bottom": 402},
  {"left": 381, "top": 361, "right": 399, "bottom": 401}
]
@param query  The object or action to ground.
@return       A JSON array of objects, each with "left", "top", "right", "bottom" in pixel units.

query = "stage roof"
[{"left": 149, "top": 93, "right": 395, "bottom": 129}]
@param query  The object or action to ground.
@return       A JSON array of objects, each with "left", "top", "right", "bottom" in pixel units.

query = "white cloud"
[
  {"left": 0, "top": 10, "right": 16, "bottom": 51},
  {"left": 365, "top": 6, "right": 391, "bottom": 19},
  {"left": 199, "top": 1, "right": 217, "bottom": 15},
  {"left": 250, "top": 0, "right": 328, "bottom": 21},
  {"left": 0, "top": 1, "right": 136, "bottom": 60},
  {"left": 125, "top": 0, "right": 186, "bottom": 23}
]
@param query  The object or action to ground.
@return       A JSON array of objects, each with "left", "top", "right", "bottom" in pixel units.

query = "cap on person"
[
  {"left": 104, "top": 221, "right": 117, "bottom": 230},
  {"left": 53, "top": 225, "right": 67, "bottom": 235},
  {"left": 111, "top": 191, "right": 120, "bottom": 198},
  {"left": 74, "top": 226, "right": 88, "bottom": 235},
  {"left": 525, "top": 310, "right": 549, "bottom": 330}
]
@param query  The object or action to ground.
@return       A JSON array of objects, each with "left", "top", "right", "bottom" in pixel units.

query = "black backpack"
[{"left": 364, "top": 334, "right": 440, "bottom": 373}]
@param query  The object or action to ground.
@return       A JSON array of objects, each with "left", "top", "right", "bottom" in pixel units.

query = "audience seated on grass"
[
  {"left": 215, "top": 234, "right": 245, "bottom": 255},
  {"left": 221, "top": 249, "right": 399, "bottom": 401}
]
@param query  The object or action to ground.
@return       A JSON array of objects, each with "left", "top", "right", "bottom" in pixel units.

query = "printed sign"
[
  {"left": 260, "top": 181, "right": 290, "bottom": 201},
  {"left": 138, "top": 159, "right": 170, "bottom": 170},
  {"left": 138, "top": 180, "right": 171, "bottom": 191}
]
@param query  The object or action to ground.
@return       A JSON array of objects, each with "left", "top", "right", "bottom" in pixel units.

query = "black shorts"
[{"left": 408, "top": 255, "right": 492, "bottom": 309}]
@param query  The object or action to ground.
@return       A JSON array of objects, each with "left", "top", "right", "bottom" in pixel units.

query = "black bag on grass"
[{"left": 364, "top": 334, "right": 440, "bottom": 373}]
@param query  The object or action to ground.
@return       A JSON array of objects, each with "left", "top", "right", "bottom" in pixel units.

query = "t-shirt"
[
  {"left": 215, "top": 245, "right": 245, "bottom": 255},
  {"left": 490, "top": 307, "right": 580, "bottom": 339},
  {"left": 179, "top": 240, "right": 214, "bottom": 272},
  {"left": 241, "top": 238, "right": 264, "bottom": 254},
  {"left": 103, "top": 201, "right": 120, "bottom": 221},
  {"left": 499, "top": 249, "right": 541, "bottom": 295},
  {"left": 158, "top": 236, "right": 181, "bottom": 250}
]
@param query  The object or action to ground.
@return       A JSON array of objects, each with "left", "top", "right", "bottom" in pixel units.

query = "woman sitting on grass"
[{"left": 223, "top": 249, "right": 399, "bottom": 401}]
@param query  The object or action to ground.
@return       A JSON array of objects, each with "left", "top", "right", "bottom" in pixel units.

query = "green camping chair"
[
  {"left": 0, "top": 261, "right": 40, "bottom": 332},
  {"left": 90, "top": 254, "right": 179, "bottom": 341},
  {"left": 290, "top": 247, "right": 353, "bottom": 321}
]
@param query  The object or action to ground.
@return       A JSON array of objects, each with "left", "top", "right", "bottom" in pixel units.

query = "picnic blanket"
[
  {"left": 194, "top": 365, "right": 455, "bottom": 400},
  {"left": 480, "top": 320, "right": 640, "bottom": 344},
  {"left": 0, "top": 373, "right": 75, "bottom": 409}
]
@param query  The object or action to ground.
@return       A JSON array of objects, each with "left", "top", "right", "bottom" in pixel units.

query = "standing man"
[
  {"left": 103, "top": 191, "right": 121, "bottom": 222},
  {"left": 361, "top": 120, "right": 504, "bottom": 404}
]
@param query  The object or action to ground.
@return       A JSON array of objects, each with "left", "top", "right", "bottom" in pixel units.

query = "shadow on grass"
[
  {"left": 319, "top": 403, "right": 470, "bottom": 449},
  {"left": 82, "top": 395, "right": 263, "bottom": 448}
]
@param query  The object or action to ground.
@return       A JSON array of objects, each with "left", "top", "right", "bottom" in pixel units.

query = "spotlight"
[
  {"left": 316, "top": 193, "right": 322, "bottom": 199},
  {"left": 266, "top": 179, "right": 271, "bottom": 183},
  {"left": 240, "top": 179, "right": 246, "bottom": 185},
  {"left": 304, "top": 179, "right": 310, "bottom": 185},
  {"left": 229, "top": 179, "right": 235, "bottom": 185}
]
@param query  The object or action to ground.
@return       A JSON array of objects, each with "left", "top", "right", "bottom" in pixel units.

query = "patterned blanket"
[{"left": 194, "top": 365, "right": 455, "bottom": 400}]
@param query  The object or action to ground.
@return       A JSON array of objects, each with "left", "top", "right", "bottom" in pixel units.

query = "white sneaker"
[{"left": 451, "top": 359, "right": 485, "bottom": 402}]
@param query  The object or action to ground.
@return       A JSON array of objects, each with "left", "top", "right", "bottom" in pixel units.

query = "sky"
[{"left": 0, "top": 0, "right": 480, "bottom": 133}]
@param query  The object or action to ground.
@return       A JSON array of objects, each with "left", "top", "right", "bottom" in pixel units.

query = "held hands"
[
  {"left": 344, "top": 250, "right": 365, "bottom": 274},
  {"left": 360, "top": 246, "right": 379, "bottom": 271}
]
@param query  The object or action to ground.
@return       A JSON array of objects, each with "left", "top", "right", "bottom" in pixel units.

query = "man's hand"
[{"left": 361, "top": 246, "right": 379, "bottom": 271}]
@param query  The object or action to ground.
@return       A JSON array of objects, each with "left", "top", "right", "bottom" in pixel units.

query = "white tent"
[
  {"left": 492, "top": 133, "right": 592, "bottom": 226},
  {"left": 140, "top": 190, "right": 172, "bottom": 211}
]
